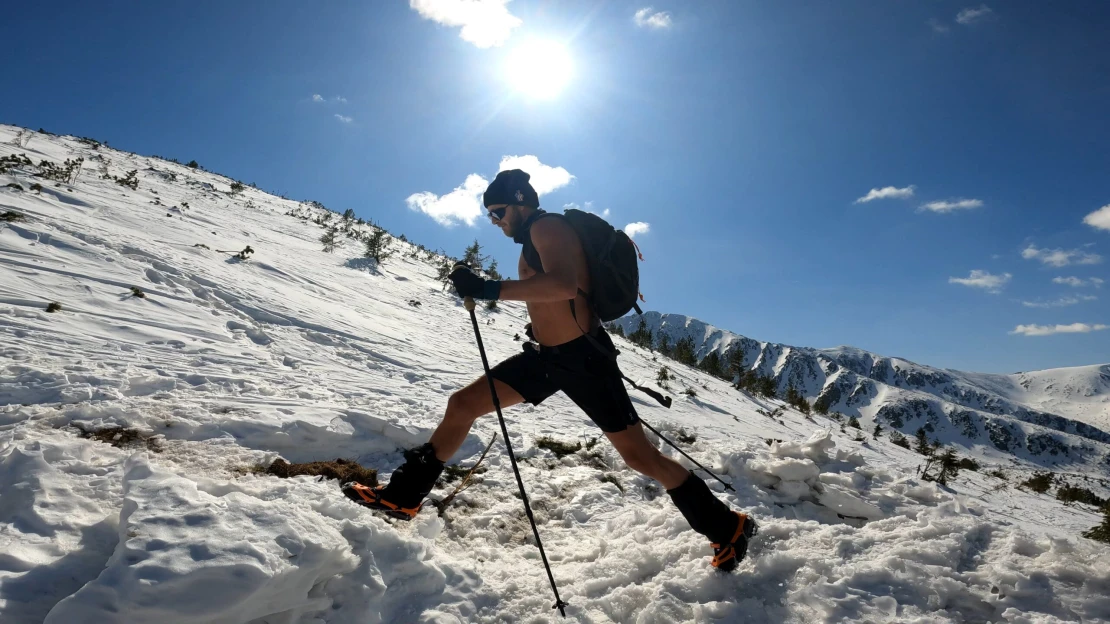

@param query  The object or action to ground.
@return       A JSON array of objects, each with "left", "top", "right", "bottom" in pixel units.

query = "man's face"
[{"left": 487, "top": 204, "right": 517, "bottom": 238}]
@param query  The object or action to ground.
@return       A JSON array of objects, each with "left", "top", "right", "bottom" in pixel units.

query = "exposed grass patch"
[
  {"left": 76, "top": 425, "right": 162, "bottom": 452},
  {"left": 129, "top": 286, "right": 146, "bottom": 298},
  {"left": 440, "top": 462, "right": 488, "bottom": 486},
  {"left": 676, "top": 428, "right": 697, "bottom": 445},
  {"left": 1, "top": 210, "right": 26, "bottom": 222},
  {"left": 258, "top": 458, "right": 377, "bottom": 487},
  {"left": 46, "top": 302, "right": 62, "bottom": 313},
  {"left": 599, "top": 473, "right": 625, "bottom": 493},
  {"left": 988, "top": 468, "right": 1007, "bottom": 480},
  {"left": 535, "top": 436, "right": 582, "bottom": 458}
]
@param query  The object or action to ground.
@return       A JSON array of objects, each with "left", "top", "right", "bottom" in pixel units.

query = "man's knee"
[{"left": 445, "top": 389, "right": 484, "bottom": 423}]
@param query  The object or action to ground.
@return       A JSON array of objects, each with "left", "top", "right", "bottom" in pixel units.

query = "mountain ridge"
[{"left": 614, "top": 312, "right": 1110, "bottom": 469}]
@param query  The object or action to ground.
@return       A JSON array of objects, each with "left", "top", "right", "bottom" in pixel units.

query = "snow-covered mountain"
[
  {"left": 2, "top": 125, "right": 1108, "bottom": 623},
  {"left": 614, "top": 312, "right": 1110, "bottom": 469}
]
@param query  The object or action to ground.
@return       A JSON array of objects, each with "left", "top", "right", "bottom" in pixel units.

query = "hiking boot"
[
  {"left": 342, "top": 442, "right": 443, "bottom": 520},
  {"left": 711, "top": 512, "right": 758, "bottom": 572},
  {"left": 342, "top": 482, "right": 423, "bottom": 520}
]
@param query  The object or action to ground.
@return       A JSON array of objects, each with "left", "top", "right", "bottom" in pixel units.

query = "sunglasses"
[{"left": 487, "top": 206, "right": 508, "bottom": 223}]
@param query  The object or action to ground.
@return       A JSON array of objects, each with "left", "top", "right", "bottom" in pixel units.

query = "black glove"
[
  {"left": 524, "top": 323, "right": 535, "bottom": 341},
  {"left": 449, "top": 265, "right": 501, "bottom": 300}
]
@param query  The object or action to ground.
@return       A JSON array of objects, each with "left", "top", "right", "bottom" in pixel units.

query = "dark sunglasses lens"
[{"left": 489, "top": 207, "right": 507, "bottom": 221}]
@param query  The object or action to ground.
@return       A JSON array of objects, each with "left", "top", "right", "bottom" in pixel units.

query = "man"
[{"left": 343, "top": 169, "right": 757, "bottom": 571}]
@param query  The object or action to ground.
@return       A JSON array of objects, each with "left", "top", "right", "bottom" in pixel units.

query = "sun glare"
[{"left": 504, "top": 40, "right": 573, "bottom": 100}]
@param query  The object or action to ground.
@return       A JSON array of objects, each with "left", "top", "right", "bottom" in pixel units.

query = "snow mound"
[{"left": 46, "top": 455, "right": 364, "bottom": 622}]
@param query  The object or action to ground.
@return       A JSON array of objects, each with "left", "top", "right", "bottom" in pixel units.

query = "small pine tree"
[
  {"left": 463, "top": 239, "right": 488, "bottom": 272},
  {"left": 914, "top": 427, "right": 934, "bottom": 456},
  {"left": 889, "top": 431, "right": 911, "bottom": 449},
  {"left": 1083, "top": 506, "right": 1110, "bottom": 544},
  {"left": 320, "top": 225, "right": 339, "bottom": 253},
  {"left": 628, "top": 319, "right": 654, "bottom": 350},
  {"left": 486, "top": 259, "right": 502, "bottom": 281},
  {"left": 342, "top": 208, "right": 355, "bottom": 224},
  {"left": 813, "top": 395, "right": 831, "bottom": 415},
  {"left": 186, "top": 160, "right": 200, "bottom": 169},
  {"left": 1020, "top": 472, "right": 1054, "bottom": 494},
  {"left": 786, "top": 385, "right": 811, "bottom": 414},
  {"left": 610, "top": 323, "right": 625, "bottom": 338},
  {"left": 673, "top": 336, "right": 697, "bottom": 366},
  {"left": 872, "top": 423, "right": 883, "bottom": 439},
  {"left": 656, "top": 366, "right": 672, "bottom": 390},
  {"left": 848, "top": 416, "right": 861, "bottom": 429},
  {"left": 935, "top": 448, "right": 960, "bottom": 485},
  {"left": 230, "top": 181, "right": 245, "bottom": 194},
  {"left": 656, "top": 333, "right": 672, "bottom": 358},
  {"left": 364, "top": 227, "right": 393, "bottom": 263},
  {"left": 436, "top": 260, "right": 455, "bottom": 287},
  {"left": 756, "top": 375, "right": 778, "bottom": 398}
]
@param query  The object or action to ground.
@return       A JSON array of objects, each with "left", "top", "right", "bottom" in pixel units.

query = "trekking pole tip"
[{"left": 464, "top": 297, "right": 476, "bottom": 311}]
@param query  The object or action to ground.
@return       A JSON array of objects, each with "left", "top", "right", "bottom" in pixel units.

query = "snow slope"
[
  {"left": 615, "top": 312, "right": 1110, "bottom": 471},
  {"left": 1, "top": 125, "right": 1109, "bottom": 623}
]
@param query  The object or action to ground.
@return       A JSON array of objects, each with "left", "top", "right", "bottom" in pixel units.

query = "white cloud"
[
  {"left": 948, "top": 270, "right": 1011, "bottom": 293},
  {"left": 497, "top": 155, "right": 574, "bottom": 195},
  {"left": 1083, "top": 204, "right": 1110, "bottom": 232},
  {"left": 405, "top": 173, "right": 489, "bottom": 227},
  {"left": 1022, "top": 244, "right": 1102, "bottom": 267},
  {"left": 1010, "top": 322, "right": 1108, "bottom": 337},
  {"left": 409, "top": 0, "right": 521, "bottom": 48},
  {"left": 312, "top": 94, "right": 325, "bottom": 102},
  {"left": 334, "top": 114, "right": 353, "bottom": 123},
  {"left": 928, "top": 18, "right": 951, "bottom": 33},
  {"left": 854, "top": 185, "right": 915, "bottom": 204},
  {"left": 919, "top": 198, "right": 983, "bottom": 213},
  {"left": 564, "top": 202, "right": 610, "bottom": 219},
  {"left": 334, "top": 96, "right": 348, "bottom": 104},
  {"left": 1021, "top": 295, "right": 1097, "bottom": 309},
  {"left": 625, "top": 222, "right": 650, "bottom": 238},
  {"left": 1053, "top": 276, "right": 1104, "bottom": 288},
  {"left": 956, "top": 5, "right": 993, "bottom": 25},
  {"left": 634, "top": 7, "right": 672, "bottom": 29}
]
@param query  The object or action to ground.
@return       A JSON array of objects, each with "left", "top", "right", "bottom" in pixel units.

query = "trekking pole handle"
[{"left": 464, "top": 296, "right": 476, "bottom": 311}]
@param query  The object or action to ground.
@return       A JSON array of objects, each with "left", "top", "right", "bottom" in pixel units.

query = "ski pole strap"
[{"left": 639, "top": 420, "right": 735, "bottom": 492}]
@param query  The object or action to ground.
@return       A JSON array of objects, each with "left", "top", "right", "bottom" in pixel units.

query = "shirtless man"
[{"left": 343, "top": 169, "right": 757, "bottom": 571}]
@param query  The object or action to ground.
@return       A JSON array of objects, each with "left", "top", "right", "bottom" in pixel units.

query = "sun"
[{"left": 504, "top": 40, "right": 573, "bottom": 100}]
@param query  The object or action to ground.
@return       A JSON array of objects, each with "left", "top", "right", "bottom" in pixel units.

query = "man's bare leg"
[
  {"left": 429, "top": 375, "right": 525, "bottom": 462},
  {"left": 604, "top": 422, "right": 690, "bottom": 489},
  {"left": 605, "top": 421, "right": 753, "bottom": 570}
]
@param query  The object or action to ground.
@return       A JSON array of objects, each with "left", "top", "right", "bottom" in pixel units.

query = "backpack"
[
  {"left": 521, "top": 209, "right": 672, "bottom": 408},
  {"left": 521, "top": 208, "right": 644, "bottom": 322}
]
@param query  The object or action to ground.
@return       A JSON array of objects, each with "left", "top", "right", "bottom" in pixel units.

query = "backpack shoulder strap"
[{"left": 518, "top": 211, "right": 562, "bottom": 273}]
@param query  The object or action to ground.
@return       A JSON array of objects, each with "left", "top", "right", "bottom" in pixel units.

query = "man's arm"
[{"left": 497, "top": 218, "right": 580, "bottom": 303}]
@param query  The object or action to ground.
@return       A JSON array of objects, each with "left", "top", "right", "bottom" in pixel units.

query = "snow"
[{"left": 1, "top": 125, "right": 1109, "bottom": 623}]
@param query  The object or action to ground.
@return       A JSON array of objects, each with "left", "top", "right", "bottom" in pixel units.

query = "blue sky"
[{"left": 3, "top": 1, "right": 1109, "bottom": 373}]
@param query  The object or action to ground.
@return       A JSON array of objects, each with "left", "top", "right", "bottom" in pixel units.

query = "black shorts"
[{"left": 489, "top": 329, "right": 640, "bottom": 433}]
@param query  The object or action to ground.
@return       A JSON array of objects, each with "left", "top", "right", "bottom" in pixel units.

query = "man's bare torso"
[{"left": 518, "top": 233, "right": 594, "bottom": 347}]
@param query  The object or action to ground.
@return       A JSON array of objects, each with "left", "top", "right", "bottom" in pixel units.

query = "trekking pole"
[
  {"left": 639, "top": 420, "right": 735, "bottom": 492},
  {"left": 463, "top": 295, "right": 569, "bottom": 617}
]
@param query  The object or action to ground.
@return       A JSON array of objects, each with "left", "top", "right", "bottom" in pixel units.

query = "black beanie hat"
[{"left": 483, "top": 169, "right": 539, "bottom": 209}]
